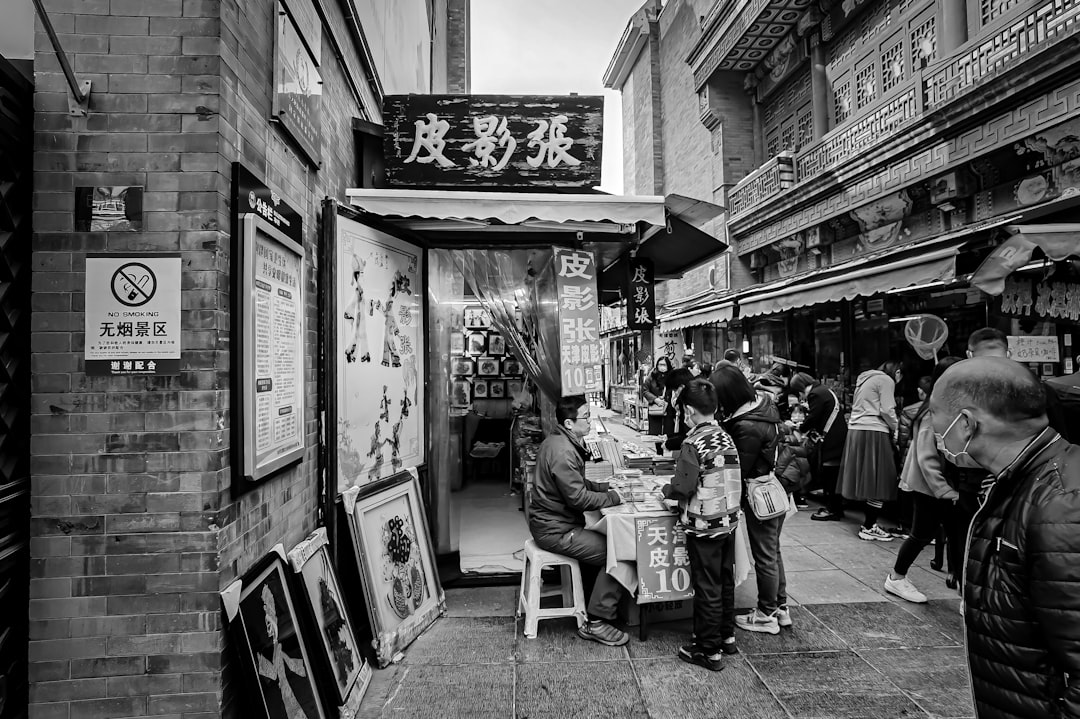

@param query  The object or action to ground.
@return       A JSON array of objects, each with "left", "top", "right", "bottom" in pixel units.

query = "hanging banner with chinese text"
[
  {"left": 554, "top": 248, "right": 603, "bottom": 396},
  {"left": 84, "top": 254, "right": 181, "bottom": 376},
  {"left": 635, "top": 515, "right": 694, "bottom": 603},
  {"left": 627, "top": 257, "right": 655, "bottom": 330},
  {"left": 1000, "top": 277, "right": 1080, "bottom": 322},
  {"left": 383, "top": 94, "right": 603, "bottom": 189}
]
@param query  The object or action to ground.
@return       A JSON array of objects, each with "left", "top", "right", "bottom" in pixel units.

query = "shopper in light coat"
[{"left": 838, "top": 360, "right": 902, "bottom": 541}]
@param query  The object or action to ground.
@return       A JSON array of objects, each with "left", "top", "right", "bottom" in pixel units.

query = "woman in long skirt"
[{"left": 839, "top": 360, "right": 902, "bottom": 541}]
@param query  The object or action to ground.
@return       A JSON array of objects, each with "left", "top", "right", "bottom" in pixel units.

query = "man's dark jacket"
[
  {"left": 799, "top": 384, "right": 847, "bottom": 465},
  {"left": 965, "top": 428, "right": 1080, "bottom": 719},
  {"left": 528, "top": 426, "right": 620, "bottom": 540}
]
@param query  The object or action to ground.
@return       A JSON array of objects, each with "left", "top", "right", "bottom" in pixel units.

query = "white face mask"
[{"left": 934, "top": 412, "right": 982, "bottom": 469}]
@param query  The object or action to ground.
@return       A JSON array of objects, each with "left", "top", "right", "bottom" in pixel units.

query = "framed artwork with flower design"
[{"left": 342, "top": 470, "right": 445, "bottom": 667}]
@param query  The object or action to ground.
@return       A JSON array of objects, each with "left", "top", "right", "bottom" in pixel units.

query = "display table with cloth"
[{"left": 583, "top": 508, "right": 752, "bottom": 594}]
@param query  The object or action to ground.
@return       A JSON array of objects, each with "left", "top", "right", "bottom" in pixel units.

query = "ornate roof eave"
[
  {"left": 602, "top": 1, "right": 660, "bottom": 90},
  {"left": 688, "top": 0, "right": 823, "bottom": 91}
]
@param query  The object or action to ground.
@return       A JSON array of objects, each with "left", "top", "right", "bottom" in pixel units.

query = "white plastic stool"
[{"left": 517, "top": 539, "right": 587, "bottom": 639}]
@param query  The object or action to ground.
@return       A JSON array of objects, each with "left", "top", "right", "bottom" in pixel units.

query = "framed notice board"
[{"left": 236, "top": 213, "right": 307, "bottom": 489}]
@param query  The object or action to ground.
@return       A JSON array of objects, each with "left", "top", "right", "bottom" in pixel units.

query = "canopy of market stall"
[{"left": 344, "top": 188, "right": 727, "bottom": 299}]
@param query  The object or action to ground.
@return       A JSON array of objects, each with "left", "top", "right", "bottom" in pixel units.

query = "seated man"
[{"left": 528, "top": 395, "right": 628, "bottom": 646}]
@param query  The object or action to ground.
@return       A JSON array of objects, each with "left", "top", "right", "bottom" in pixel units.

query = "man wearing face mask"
[{"left": 930, "top": 357, "right": 1080, "bottom": 719}]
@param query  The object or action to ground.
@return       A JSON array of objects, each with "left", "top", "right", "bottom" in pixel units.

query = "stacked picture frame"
[{"left": 450, "top": 306, "right": 526, "bottom": 405}]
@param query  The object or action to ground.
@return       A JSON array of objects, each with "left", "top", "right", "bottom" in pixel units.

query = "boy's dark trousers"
[{"left": 686, "top": 533, "right": 735, "bottom": 653}]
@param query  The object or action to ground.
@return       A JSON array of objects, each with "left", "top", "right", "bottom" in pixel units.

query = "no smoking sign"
[
  {"left": 85, "top": 254, "right": 181, "bottom": 376},
  {"left": 111, "top": 262, "right": 157, "bottom": 307}
]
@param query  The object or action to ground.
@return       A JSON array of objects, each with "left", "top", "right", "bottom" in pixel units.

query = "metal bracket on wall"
[{"left": 32, "top": 0, "right": 92, "bottom": 116}]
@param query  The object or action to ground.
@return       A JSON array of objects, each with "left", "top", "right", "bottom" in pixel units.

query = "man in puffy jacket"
[
  {"left": 930, "top": 357, "right": 1080, "bottom": 719},
  {"left": 528, "top": 395, "right": 629, "bottom": 647}
]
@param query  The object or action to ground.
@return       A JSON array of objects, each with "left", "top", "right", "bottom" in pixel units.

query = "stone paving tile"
[
  {"left": 806, "top": 602, "right": 957, "bottom": 649},
  {"left": 844, "top": 565, "right": 959, "bottom": 603},
  {"left": 356, "top": 663, "right": 405, "bottom": 719},
  {"left": 516, "top": 617, "right": 628, "bottom": 663},
  {"left": 515, "top": 660, "right": 647, "bottom": 719},
  {"left": 625, "top": 606, "right": 844, "bottom": 659},
  {"left": 783, "top": 520, "right": 868, "bottom": 546},
  {"left": 402, "top": 616, "right": 517, "bottom": 665},
  {"left": 781, "top": 544, "right": 840, "bottom": 572},
  {"left": 634, "top": 655, "right": 787, "bottom": 719},
  {"left": 749, "top": 650, "right": 928, "bottom": 718},
  {"left": 445, "top": 586, "right": 520, "bottom": 618},
  {"left": 786, "top": 569, "right": 889, "bottom": 604},
  {"left": 807, "top": 540, "right": 898, "bottom": 569},
  {"left": 894, "top": 599, "right": 965, "bottom": 645},
  {"left": 860, "top": 646, "right": 974, "bottom": 719},
  {"left": 368, "top": 663, "right": 513, "bottom": 719}
]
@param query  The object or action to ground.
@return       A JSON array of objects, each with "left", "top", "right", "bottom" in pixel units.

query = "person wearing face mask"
[
  {"left": 787, "top": 373, "right": 848, "bottom": 521},
  {"left": 643, "top": 357, "right": 671, "bottom": 452},
  {"left": 929, "top": 357, "right": 1080, "bottom": 719},
  {"left": 838, "top": 360, "right": 903, "bottom": 541}
]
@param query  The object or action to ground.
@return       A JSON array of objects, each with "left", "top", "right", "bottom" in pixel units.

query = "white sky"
[{"left": 470, "top": 0, "right": 647, "bottom": 194}]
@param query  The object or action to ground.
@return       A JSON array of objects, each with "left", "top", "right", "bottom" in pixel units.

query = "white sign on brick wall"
[{"left": 84, "top": 254, "right": 181, "bottom": 376}]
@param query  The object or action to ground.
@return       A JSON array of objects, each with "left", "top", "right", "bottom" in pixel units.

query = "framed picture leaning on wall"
[
  {"left": 221, "top": 547, "right": 328, "bottom": 719},
  {"left": 341, "top": 470, "right": 445, "bottom": 667},
  {"left": 287, "top": 528, "right": 371, "bottom": 716}
]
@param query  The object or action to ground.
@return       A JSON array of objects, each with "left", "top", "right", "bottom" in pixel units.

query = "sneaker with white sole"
[
  {"left": 859, "top": 524, "right": 894, "bottom": 542},
  {"left": 735, "top": 609, "right": 780, "bottom": 635},
  {"left": 884, "top": 574, "right": 928, "bottom": 603},
  {"left": 775, "top": 606, "right": 793, "bottom": 628}
]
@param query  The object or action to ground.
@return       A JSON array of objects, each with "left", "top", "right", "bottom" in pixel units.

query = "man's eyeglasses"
[{"left": 576, "top": 413, "right": 591, "bottom": 422}]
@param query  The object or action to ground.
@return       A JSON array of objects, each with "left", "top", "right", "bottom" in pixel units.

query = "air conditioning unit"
[{"left": 930, "top": 172, "right": 970, "bottom": 211}]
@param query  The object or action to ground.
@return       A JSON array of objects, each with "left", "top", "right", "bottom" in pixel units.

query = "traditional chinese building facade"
[
  {"left": 21, "top": 0, "right": 466, "bottom": 717},
  {"left": 609, "top": 0, "right": 1080, "bottom": 393}
]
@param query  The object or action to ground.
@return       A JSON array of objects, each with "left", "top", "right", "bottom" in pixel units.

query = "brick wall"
[
  {"left": 446, "top": 0, "right": 470, "bottom": 93},
  {"left": 29, "top": 0, "right": 385, "bottom": 716}
]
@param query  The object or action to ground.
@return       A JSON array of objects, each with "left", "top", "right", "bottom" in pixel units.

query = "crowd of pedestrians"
[{"left": 534, "top": 329, "right": 1080, "bottom": 716}]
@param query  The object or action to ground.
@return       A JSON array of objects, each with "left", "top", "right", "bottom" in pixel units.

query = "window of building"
[
  {"left": 881, "top": 40, "right": 905, "bottom": 92},
  {"left": 910, "top": 14, "right": 937, "bottom": 70},
  {"left": 761, "top": 69, "right": 812, "bottom": 157},
  {"left": 855, "top": 61, "right": 878, "bottom": 108},
  {"left": 980, "top": 0, "right": 1023, "bottom": 25},
  {"left": 833, "top": 79, "right": 852, "bottom": 125}
]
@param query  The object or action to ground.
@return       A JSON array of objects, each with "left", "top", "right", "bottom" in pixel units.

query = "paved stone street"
[{"left": 358, "top": 411, "right": 973, "bottom": 719}]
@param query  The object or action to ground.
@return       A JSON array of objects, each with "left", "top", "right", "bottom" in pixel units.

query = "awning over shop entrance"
[
  {"left": 739, "top": 242, "right": 959, "bottom": 318},
  {"left": 344, "top": 188, "right": 727, "bottom": 300},
  {"left": 658, "top": 300, "right": 734, "bottom": 333}
]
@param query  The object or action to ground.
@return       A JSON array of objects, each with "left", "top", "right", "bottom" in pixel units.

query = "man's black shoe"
[{"left": 678, "top": 643, "right": 724, "bottom": 671}]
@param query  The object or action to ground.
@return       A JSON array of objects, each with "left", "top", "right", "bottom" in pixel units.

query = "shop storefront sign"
[
  {"left": 627, "top": 258, "right": 655, "bottom": 330},
  {"left": 84, "top": 254, "right": 181, "bottom": 376},
  {"left": 273, "top": 0, "right": 322, "bottom": 166},
  {"left": 635, "top": 515, "right": 694, "bottom": 603},
  {"left": 382, "top": 94, "right": 603, "bottom": 189},
  {"left": 238, "top": 214, "right": 306, "bottom": 486},
  {"left": 1001, "top": 277, "right": 1080, "bottom": 322},
  {"left": 1009, "top": 335, "right": 1061, "bottom": 363},
  {"left": 554, "top": 248, "right": 603, "bottom": 396},
  {"left": 232, "top": 163, "right": 303, "bottom": 246}
]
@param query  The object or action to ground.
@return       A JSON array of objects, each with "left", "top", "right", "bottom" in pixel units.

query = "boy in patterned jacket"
[{"left": 661, "top": 378, "right": 743, "bottom": 671}]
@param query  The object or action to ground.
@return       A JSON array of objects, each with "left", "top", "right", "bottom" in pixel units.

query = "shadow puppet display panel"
[
  {"left": 343, "top": 471, "right": 445, "bottom": 667},
  {"left": 221, "top": 548, "right": 327, "bottom": 719},
  {"left": 287, "top": 528, "right": 372, "bottom": 715},
  {"left": 336, "top": 215, "right": 425, "bottom": 492}
]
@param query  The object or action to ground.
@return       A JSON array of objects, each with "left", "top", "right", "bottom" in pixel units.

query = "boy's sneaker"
[
  {"left": 859, "top": 524, "right": 894, "bottom": 542},
  {"left": 577, "top": 619, "right": 629, "bottom": 647},
  {"left": 735, "top": 609, "right": 780, "bottom": 635},
  {"left": 884, "top": 574, "right": 928, "bottom": 603},
  {"left": 678, "top": 644, "right": 724, "bottom": 672},
  {"left": 775, "top": 606, "right": 793, "bottom": 628},
  {"left": 721, "top": 637, "right": 739, "bottom": 655}
]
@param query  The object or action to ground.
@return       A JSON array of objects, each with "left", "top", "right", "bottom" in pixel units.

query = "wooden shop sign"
[{"left": 382, "top": 94, "right": 603, "bottom": 189}]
